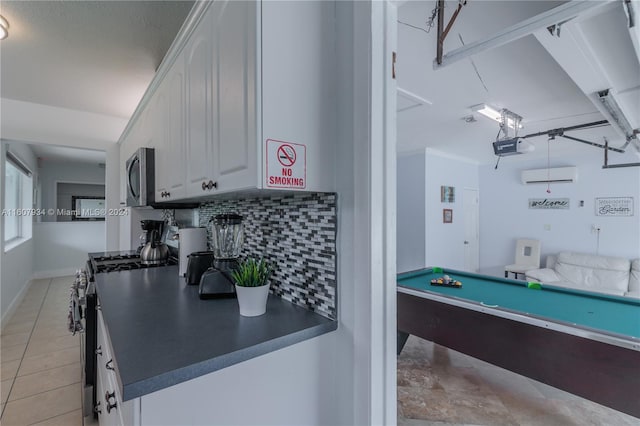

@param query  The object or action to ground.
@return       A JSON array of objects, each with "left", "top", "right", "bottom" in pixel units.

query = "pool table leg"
[{"left": 397, "top": 331, "right": 410, "bottom": 355}]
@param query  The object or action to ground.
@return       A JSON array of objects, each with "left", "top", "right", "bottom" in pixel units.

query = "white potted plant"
[{"left": 231, "top": 257, "right": 273, "bottom": 317}]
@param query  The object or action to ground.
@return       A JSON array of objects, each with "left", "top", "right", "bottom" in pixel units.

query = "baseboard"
[
  {"left": 1, "top": 278, "right": 33, "bottom": 331},
  {"left": 32, "top": 268, "right": 78, "bottom": 279}
]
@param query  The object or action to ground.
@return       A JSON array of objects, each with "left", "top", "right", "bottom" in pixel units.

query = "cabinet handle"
[
  {"left": 166, "top": 192, "right": 170, "bottom": 197},
  {"left": 106, "top": 359, "right": 115, "bottom": 371},
  {"left": 94, "top": 401, "right": 102, "bottom": 415},
  {"left": 105, "top": 391, "right": 118, "bottom": 413},
  {"left": 95, "top": 345, "right": 102, "bottom": 356},
  {"left": 206, "top": 180, "right": 217, "bottom": 190},
  {"left": 202, "top": 181, "right": 207, "bottom": 191}
]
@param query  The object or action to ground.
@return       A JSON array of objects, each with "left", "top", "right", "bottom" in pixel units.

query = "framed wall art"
[
  {"left": 441, "top": 186, "right": 455, "bottom": 203},
  {"left": 443, "top": 208, "right": 453, "bottom": 223},
  {"left": 595, "top": 197, "right": 633, "bottom": 216}
]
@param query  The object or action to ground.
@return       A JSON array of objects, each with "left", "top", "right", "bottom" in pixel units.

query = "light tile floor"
[
  {"left": 1, "top": 277, "right": 82, "bottom": 426},
  {"left": 398, "top": 335, "right": 640, "bottom": 426}
]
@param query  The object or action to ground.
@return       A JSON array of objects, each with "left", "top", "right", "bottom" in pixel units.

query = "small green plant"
[{"left": 231, "top": 257, "right": 273, "bottom": 288}]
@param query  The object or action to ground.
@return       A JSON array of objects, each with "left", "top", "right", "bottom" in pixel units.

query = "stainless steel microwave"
[{"left": 126, "top": 147, "right": 155, "bottom": 207}]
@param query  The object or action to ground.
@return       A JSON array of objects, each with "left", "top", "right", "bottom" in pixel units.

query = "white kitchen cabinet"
[
  {"left": 119, "top": 0, "right": 336, "bottom": 202},
  {"left": 213, "top": 0, "right": 258, "bottom": 192},
  {"left": 96, "top": 310, "right": 138, "bottom": 426},
  {"left": 184, "top": 15, "right": 215, "bottom": 196},
  {"left": 181, "top": 1, "right": 257, "bottom": 198},
  {"left": 154, "top": 56, "right": 187, "bottom": 202}
]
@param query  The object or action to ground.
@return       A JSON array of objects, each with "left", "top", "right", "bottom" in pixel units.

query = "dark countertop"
[{"left": 95, "top": 266, "right": 337, "bottom": 401}]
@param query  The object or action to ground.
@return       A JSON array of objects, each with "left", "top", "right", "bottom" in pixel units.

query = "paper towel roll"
[{"left": 179, "top": 227, "right": 208, "bottom": 276}]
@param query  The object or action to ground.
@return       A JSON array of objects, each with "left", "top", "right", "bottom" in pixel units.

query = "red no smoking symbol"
[{"left": 277, "top": 144, "right": 296, "bottom": 167}]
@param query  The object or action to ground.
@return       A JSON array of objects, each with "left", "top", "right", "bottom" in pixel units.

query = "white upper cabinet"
[
  {"left": 185, "top": 18, "right": 215, "bottom": 196},
  {"left": 155, "top": 52, "right": 187, "bottom": 202},
  {"left": 119, "top": 0, "right": 336, "bottom": 203},
  {"left": 214, "top": 0, "right": 258, "bottom": 192}
]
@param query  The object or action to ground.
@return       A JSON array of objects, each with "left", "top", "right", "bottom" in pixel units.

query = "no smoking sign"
[{"left": 266, "top": 139, "right": 306, "bottom": 189}]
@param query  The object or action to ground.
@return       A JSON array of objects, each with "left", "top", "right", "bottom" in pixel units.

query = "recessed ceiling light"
[{"left": 0, "top": 15, "right": 9, "bottom": 40}]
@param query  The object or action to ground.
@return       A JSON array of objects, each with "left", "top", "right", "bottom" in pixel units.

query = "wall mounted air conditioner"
[{"left": 521, "top": 166, "right": 578, "bottom": 184}]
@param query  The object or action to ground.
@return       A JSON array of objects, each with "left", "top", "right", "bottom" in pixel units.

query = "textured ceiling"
[{"left": 0, "top": 0, "right": 194, "bottom": 119}]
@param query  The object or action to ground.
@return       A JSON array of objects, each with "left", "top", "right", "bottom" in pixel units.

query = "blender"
[{"left": 198, "top": 214, "right": 244, "bottom": 299}]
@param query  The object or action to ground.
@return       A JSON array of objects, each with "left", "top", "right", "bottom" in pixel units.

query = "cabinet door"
[
  {"left": 214, "top": 1, "right": 258, "bottom": 192},
  {"left": 153, "top": 86, "right": 170, "bottom": 201},
  {"left": 165, "top": 55, "right": 187, "bottom": 200},
  {"left": 155, "top": 58, "right": 187, "bottom": 202},
  {"left": 185, "top": 18, "right": 216, "bottom": 196}
]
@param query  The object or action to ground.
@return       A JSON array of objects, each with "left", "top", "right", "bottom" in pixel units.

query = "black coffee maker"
[
  {"left": 138, "top": 220, "right": 165, "bottom": 253},
  {"left": 198, "top": 214, "right": 244, "bottom": 299}
]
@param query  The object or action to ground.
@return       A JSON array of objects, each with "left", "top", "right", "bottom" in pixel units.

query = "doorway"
[{"left": 463, "top": 188, "right": 479, "bottom": 272}]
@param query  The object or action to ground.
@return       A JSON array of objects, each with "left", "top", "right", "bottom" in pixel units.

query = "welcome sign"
[{"left": 528, "top": 198, "right": 570, "bottom": 209}]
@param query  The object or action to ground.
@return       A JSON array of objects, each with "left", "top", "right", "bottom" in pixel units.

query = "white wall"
[
  {"left": 38, "top": 159, "right": 106, "bottom": 222},
  {"left": 479, "top": 155, "right": 640, "bottom": 271},
  {"left": 1, "top": 140, "right": 38, "bottom": 323},
  {"left": 105, "top": 143, "right": 121, "bottom": 250},
  {"left": 396, "top": 149, "right": 480, "bottom": 272},
  {"left": 424, "top": 150, "right": 480, "bottom": 270},
  {"left": 397, "top": 151, "right": 425, "bottom": 273},
  {"left": 33, "top": 222, "right": 106, "bottom": 277}
]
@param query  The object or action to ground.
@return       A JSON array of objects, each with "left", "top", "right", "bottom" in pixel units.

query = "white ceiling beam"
[
  {"left": 624, "top": 0, "right": 640, "bottom": 66},
  {"left": 397, "top": 87, "right": 433, "bottom": 105},
  {"left": 433, "top": 0, "right": 614, "bottom": 70}
]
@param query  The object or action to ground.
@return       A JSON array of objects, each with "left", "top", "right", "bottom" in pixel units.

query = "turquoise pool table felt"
[{"left": 398, "top": 269, "right": 640, "bottom": 339}]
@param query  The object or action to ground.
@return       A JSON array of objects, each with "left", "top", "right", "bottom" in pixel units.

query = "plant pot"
[{"left": 235, "top": 283, "right": 270, "bottom": 317}]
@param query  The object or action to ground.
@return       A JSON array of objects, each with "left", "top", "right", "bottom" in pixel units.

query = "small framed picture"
[
  {"left": 441, "top": 186, "right": 455, "bottom": 203},
  {"left": 443, "top": 209, "right": 453, "bottom": 223}
]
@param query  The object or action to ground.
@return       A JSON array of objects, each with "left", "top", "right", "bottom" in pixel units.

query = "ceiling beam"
[{"left": 433, "top": 0, "right": 613, "bottom": 70}]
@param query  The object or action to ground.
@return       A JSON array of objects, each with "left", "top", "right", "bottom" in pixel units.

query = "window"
[{"left": 4, "top": 153, "right": 33, "bottom": 246}]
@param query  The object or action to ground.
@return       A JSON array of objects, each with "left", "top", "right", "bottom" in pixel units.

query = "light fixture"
[
  {"left": 471, "top": 104, "right": 523, "bottom": 130},
  {"left": 0, "top": 15, "right": 9, "bottom": 40},
  {"left": 595, "top": 89, "right": 638, "bottom": 148}
]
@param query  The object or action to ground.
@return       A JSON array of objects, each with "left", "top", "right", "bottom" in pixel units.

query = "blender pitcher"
[
  {"left": 199, "top": 213, "right": 244, "bottom": 299},
  {"left": 210, "top": 213, "right": 244, "bottom": 259}
]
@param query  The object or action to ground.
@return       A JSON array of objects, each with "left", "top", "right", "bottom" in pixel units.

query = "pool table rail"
[{"left": 398, "top": 285, "right": 640, "bottom": 352}]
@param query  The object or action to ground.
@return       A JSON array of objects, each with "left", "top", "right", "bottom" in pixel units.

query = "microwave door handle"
[{"left": 127, "top": 158, "right": 138, "bottom": 198}]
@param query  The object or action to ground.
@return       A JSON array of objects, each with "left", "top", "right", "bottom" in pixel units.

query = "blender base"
[{"left": 198, "top": 267, "right": 237, "bottom": 299}]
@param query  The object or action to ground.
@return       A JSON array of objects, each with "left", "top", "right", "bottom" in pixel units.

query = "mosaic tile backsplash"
[{"left": 198, "top": 193, "right": 337, "bottom": 319}]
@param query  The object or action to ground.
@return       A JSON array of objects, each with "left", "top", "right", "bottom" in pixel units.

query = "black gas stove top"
[
  {"left": 88, "top": 250, "right": 177, "bottom": 276},
  {"left": 95, "top": 259, "right": 177, "bottom": 273}
]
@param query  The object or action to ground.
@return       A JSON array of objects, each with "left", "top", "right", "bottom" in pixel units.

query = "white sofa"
[{"left": 525, "top": 252, "right": 640, "bottom": 298}]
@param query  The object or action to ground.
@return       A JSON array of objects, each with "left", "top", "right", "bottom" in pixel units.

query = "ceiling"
[
  {"left": 397, "top": 0, "right": 640, "bottom": 165},
  {"left": 0, "top": 0, "right": 193, "bottom": 161},
  {"left": 30, "top": 144, "right": 106, "bottom": 164},
  {"left": 1, "top": 1, "right": 637, "bottom": 167}
]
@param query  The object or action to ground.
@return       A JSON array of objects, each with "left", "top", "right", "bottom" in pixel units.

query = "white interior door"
[{"left": 463, "top": 188, "right": 479, "bottom": 272}]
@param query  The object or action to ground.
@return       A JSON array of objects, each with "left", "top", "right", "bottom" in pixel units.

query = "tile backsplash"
[{"left": 198, "top": 193, "right": 337, "bottom": 319}]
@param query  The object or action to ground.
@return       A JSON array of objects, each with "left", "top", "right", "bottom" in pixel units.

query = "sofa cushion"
[
  {"left": 625, "top": 291, "right": 640, "bottom": 299},
  {"left": 525, "top": 268, "right": 560, "bottom": 283},
  {"left": 549, "top": 281, "right": 626, "bottom": 297},
  {"left": 554, "top": 252, "right": 630, "bottom": 294},
  {"left": 629, "top": 259, "right": 640, "bottom": 293}
]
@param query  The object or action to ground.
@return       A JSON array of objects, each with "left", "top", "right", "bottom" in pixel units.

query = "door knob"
[{"left": 464, "top": 241, "right": 469, "bottom": 245}]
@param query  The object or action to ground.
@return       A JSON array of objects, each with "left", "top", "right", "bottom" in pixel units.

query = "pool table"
[{"left": 397, "top": 267, "right": 640, "bottom": 418}]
